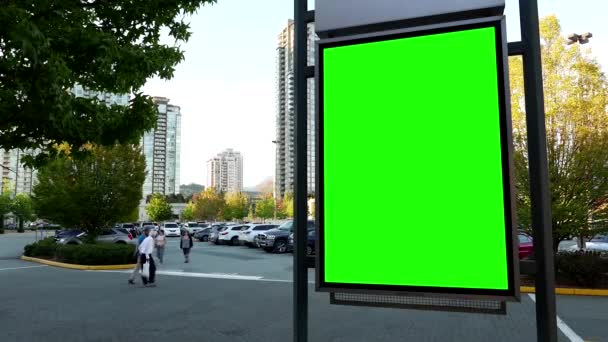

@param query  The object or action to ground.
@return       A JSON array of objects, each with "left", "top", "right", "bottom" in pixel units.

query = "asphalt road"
[{"left": 0, "top": 232, "right": 606, "bottom": 342}]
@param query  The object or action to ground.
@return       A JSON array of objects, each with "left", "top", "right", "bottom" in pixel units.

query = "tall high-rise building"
[
  {"left": 275, "top": 20, "right": 317, "bottom": 198},
  {"left": 141, "top": 97, "right": 182, "bottom": 197},
  {"left": 206, "top": 149, "right": 243, "bottom": 193}
]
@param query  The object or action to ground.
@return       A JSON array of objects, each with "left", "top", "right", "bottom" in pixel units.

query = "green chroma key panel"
[{"left": 316, "top": 18, "right": 518, "bottom": 299}]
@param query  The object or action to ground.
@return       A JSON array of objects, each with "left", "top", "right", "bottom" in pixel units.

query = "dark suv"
[{"left": 258, "top": 220, "right": 315, "bottom": 253}]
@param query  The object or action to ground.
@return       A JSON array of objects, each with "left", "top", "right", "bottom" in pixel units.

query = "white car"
[
  {"left": 184, "top": 222, "right": 206, "bottom": 235},
  {"left": 218, "top": 224, "right": 249, "bottom": 245},
  {"left": 239, "top": 224, "right": 279, "bottom": 247},
  {"left": 162, "top": 222, "right": 181, "bottom": 237},
  {"left": 567, "top": 234, "right": 608, "bottom": 252}
]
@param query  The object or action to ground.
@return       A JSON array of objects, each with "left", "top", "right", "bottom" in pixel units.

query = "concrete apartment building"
[
  {"left": 0, "top": 149, "right": 37, "bottom": 196},
  {"left": 275, "top": 20, "right": 317, "bottom": 199},
  {"left": 206, "top": 149, "right": 243, "bottom": 193},
  {"left": 141, "top": 97, "right": 182, "bottom": 197},
  {"left": 138, "top": 97, "right": 182, "bottom": 221}
]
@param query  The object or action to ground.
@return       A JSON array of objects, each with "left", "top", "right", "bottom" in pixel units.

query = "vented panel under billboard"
[{"left": 316, "top": 18, "right": 519, "bottom": 299}]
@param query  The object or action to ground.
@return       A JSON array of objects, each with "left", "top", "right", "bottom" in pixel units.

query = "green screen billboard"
[{"left": 316, "top": 18, "right": 518, "bottom": 299}]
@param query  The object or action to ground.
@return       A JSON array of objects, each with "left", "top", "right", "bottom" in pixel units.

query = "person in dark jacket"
[{"left": 180, "top": 229, "right": 193, "bottom": 263}]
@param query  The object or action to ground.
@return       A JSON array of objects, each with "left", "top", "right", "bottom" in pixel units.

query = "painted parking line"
[
  {"left": 0, "top": 265, "right": 48, "bottom": 271},
  {"left": 528, "top": 294, "right": 584, "bottom": 342},
  {"left": 96, "top": 269, "right": 316, "bottom": 283}
]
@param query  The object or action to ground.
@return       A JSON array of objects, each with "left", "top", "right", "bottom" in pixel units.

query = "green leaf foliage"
[
  {"left": 0, "top": 0, "right": 216, "bottom": 166},
  {"left": 510, "top": 16, "right": 608, "bottom": 250},
  {"left": 12, "top": 193, "right": 33, "bottom": 231},
  {"left": 0, "top": 185, "right": 12, "bottom": 230},
  {"left": 181, "top": 202, "right": 195, "bottom": 221},
  {"left": 255, "top": 194, "right": 275, "bottom": 221},
  {"left": 146, "top": 193, "right": 174, "bottom": 222},
  {"left": 193, "top": 187, "right": 224, "bottom": 221},
  {"left": 224, "top": 192, "right": 249, "bottom": 221},
  {"left": 32, "top": 144, "right": 145, "bottom": 236}
]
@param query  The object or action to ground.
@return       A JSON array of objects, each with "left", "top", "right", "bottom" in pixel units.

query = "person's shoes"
[{"left": 128, "top": 279, "right": 135, "bottom": 285}]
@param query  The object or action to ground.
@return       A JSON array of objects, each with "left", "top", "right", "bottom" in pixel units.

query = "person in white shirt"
[{"left": 138, "top": 227, "right": 156, "bottom": 287}]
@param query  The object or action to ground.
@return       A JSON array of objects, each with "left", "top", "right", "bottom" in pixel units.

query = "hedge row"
[
  {"left": 24, "top": 238, "right": 136, "bottom": 265},
  {"left": 555, "top": 251, "right": 608, "bottom": 288}
]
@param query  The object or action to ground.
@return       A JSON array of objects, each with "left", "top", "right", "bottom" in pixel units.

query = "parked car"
[
  {"left": 161, "top": 222, "right": 181, "bottom": 237},
  {"left": 218, "top": 225, "right": 249, "bottom": 245},
  {"left": 54, "top": 229, "right": 84, "bottom": 240},
  {"left": 209, "top": 225, "right": 227, "bottom": 244},
  {"left": 193, "top": 227, "right": 212, "bottom": 242},
  {"left": 197, "top": 222, "right": 210, "bottom": 228},
  {"left": 184, "top": 222, "right": 206, "bottom": 235},
  {"left": 287, "top": 229, "right": 316, "bottom": 255},
  {"left": 518, "top": 232, "right": 534, "bottom": 259},
  {"left": 57, "top": 228, "right": 136, "bottom": 245},
  {"left": 567, "top": 234, "right": 608, "bottom": 252},
  {"left": 239, "top": 224, "right": 279, "bottom": 247},
  {"left": 258, "top": 220, "right": 315, "bottom": 253}
]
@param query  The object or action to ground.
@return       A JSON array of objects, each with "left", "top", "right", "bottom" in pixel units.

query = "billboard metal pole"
[
  {"left": 294, "top": 0, "right": 309, "bottom": 341},
  {"left": 519, "top": 0, "right": 558, "bottom": 341}
]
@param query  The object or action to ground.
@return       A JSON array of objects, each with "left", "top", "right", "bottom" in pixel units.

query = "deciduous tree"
[
  {"left": 0, "top": 0, "right": 216, "bottom": 166},
  {"left": 510, "top": 16, "right": 608, "bottom": 250},
  {"left": 12, "top": 194, "right": 33, "bottom": 232},
  {"left": 225, "top": 192, "right": 249, "bottom": 221},
  {"left": 32, "top": 144, "right": 145, "bottom": 237},
  {"left": 193, "top": 187, "right": 224, "bottom": 221},
  {"left": 147, "top": 193, "right": 174, "bottom": 222},
  {"left": 255, "top": 194, "right": 275, "bottom": 222}
]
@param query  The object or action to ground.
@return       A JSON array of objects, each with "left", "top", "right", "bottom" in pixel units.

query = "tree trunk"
[
  {"left": 17, "top": 218, "right": 24, "bottom": 232},
  {"left": 0, "top": 214, "right": 4, "bottom": 229}
]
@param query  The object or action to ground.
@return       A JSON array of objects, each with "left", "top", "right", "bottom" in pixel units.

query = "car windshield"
[
  {"left": 188, "top": 222, "right": 199, "bottom": 227},
  {"left": 518, "top": 234, "right": 532, "bottom": 243},
  {"left": 122, "top": 224, "right": 134, "bottom": 228},
  {"left": 164, "top": 223, "right": 178, "bottom": 228},
  {"left": 116, "top": 228, "right": 130, "bottom": 235},
  {"left": 277, "top": 221, "right": 293, "bottom": 231}
]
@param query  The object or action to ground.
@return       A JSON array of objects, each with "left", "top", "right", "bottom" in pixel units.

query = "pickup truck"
[{"left": 258, "top": 219, "right": 315, "bottom": 253}]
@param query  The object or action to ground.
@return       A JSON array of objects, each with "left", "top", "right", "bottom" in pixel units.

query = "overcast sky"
[{"left": 142, "top": 0, "right": 608, "bottom": 188}]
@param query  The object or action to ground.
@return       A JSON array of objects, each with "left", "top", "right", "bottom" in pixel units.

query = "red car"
[{"left": 518, "top": 232, "right": 534, "bottom": 259}]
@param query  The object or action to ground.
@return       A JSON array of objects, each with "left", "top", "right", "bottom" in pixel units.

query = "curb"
[
  {"left": 521, "top": 286, "right": 608, "bottom": 297},
  {"left": 21, "top": 256, "right": 135, "bottom": 270}
]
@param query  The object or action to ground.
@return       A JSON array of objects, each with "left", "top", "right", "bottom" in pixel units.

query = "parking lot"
[{"left": 1, "top": 232, "right": 608, "bottom": 342}]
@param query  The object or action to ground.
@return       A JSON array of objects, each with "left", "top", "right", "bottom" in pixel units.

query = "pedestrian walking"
[
  {"left": 155, "top": 230, "right": 166, "bottom": 264},
  {"left": 138, "top": 227, "right": 156, "bottom": 287},
  {"left": 128, "top": 230, "right": 147, "bottom": 285},
  {"left": 180, "top": 229, "right": 193, "bottom": 263}
]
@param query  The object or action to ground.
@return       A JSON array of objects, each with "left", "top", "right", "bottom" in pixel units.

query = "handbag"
[{"left": 141, "top": 261, "right": 150, "bottom": 278}]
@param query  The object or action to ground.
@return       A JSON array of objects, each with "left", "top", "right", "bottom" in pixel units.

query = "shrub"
[
  {"left": 23, "top": 237, "right": 58, "bottom": 258},
  {"left": 23, "top": 239, "right": 136, "bottom": 265},
  {"left": 55, "top": 244, "right": 136, "bottom": 265},
  {"left": 0, "top": 228, "right": 4, "bottom": 234},
  {"left": 555, "top": 251, "right": 608, "bottom": 288}
]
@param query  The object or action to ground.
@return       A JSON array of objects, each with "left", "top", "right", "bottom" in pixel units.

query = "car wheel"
[
  {"left": 230, "top": 236, "right": 238, "bottom": 246},
  {"left": 263, "top": 247, "right": 274, "bottom": 253},
  {"left": 274, "top": 240, "right": 288, "bottom": 253},
  {"left": 203, "top": 235, "right": 209, "bottom": 242},
  {"left": 116, "top": 241, "right": 126, "bottom": 244},
  {"left": 306, "top": 246, "right": 313, "bottom": 256}
]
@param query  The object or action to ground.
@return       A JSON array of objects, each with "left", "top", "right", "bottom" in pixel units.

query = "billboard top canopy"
[{"left": 315, "top": 0, "right": 505, "bottom": 36}]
